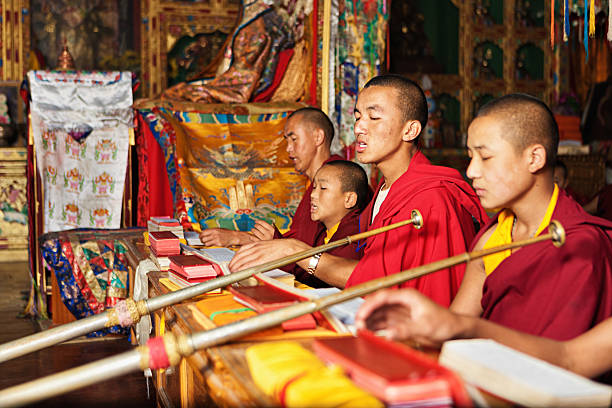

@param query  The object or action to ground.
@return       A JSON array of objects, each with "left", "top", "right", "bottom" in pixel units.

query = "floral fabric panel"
[{"left": 28, "top": 70, "right": 133, "bottom": 233}]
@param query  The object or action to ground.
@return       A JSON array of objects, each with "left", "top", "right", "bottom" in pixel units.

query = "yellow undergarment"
[
  {"left": 483, "top": 184, "right": 559, "bottom": 275},
  {"left": 324, "top": 222, "right": 340, "bottom": 244}
]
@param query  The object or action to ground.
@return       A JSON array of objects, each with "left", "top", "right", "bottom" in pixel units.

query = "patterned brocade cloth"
[
  {"left": 134, "top": 101, "right": 307, "bottom": 232},
  {"left": 39, "top": 229, "right": 139, "bottom": 337},
  {"left": 29, "top": 70, "right": 133, "bottom": 233}
]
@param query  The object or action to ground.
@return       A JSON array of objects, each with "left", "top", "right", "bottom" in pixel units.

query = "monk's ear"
[
  {"left": 344, "top": 191, "right": 357, "bottom": 209},
  {"left": 313, "top": 128, "right": 326, "bottom": 147},
  {"left": 401, "top": 120, "right": 421, "bottom": 143},
  {"left": 526, "top": 143, "right": 547, "bottom": 173}
]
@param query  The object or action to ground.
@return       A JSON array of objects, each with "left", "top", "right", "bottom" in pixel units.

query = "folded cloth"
[{"left": 246, "top": 341, "right": 382, "bottom": 407}]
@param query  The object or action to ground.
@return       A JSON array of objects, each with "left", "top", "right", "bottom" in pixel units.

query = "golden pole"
[
  {"left": 0, "top": 211, "right": 423, "bottom": 363},
  {"left": 0, "top": 221, "right": 565, "bottom": 407}
]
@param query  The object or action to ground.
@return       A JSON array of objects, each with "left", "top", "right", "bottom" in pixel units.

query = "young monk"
[
  {"left": 291, "top": 160, "right": 371, "bottom": 288},
  {"left": 199, "top": 107, "right": 342, "bottom": 247},
  {"left": 553, "top": 160, "right": 586, "bottom": 204},
  {"left": 358, "top": 94, "right": 612, "bottom": 343},
  {"left": 230, "top": 75, "right": 488, "bottom": 306}
]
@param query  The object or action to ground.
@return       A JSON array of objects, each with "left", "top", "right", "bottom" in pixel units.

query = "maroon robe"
[
  {"left": 346, "top": 151, "right": 489, "bottom": 307},
  {"left": 290, "top": 209, "right": 363, "bottom": 288},
  {"left": 480, "top": 190, "right": 612, "bottom": 340},
  {"left": 273, "top": 154, "right": 344, "bottom": 243}
]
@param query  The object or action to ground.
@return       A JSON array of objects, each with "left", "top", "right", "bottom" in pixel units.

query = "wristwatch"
[{"left": 306, "top": 253, "right": 322, "bottom": 275}]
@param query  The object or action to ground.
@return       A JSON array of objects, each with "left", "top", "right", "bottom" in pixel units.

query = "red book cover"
[
  {"left": 229, "top": 284, "right": 302, "bottom": 313},
  {"left": 150, "top": 245, "right": 180, "bottom": 257},
  {"left": 229, "top": 284, "right": 318, "bottom": 331},
  {"left": 280, "top": 314, "right": 316, "bottom": 331},
  {"left": 167, "top": 269, "right": 220, "bottom": 286},
  {"left": 149, "top": 231, "right": 180, "bottom": 242},
  {"left": 168, "top": 254, "right": 220, "bottom": 278},
  {"left": 149, "top": 231, "right": 180, "bottom": 256},
  {"left": 313, "top": 331, "right": 464, "bottom": 405},
  {"left": 150, "top": 216, "right": 181, "bottom": 226}
]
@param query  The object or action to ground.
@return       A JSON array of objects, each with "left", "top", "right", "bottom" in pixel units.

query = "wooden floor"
[{"left": 0, "top": 261, "right": 155, "bottom": 407}]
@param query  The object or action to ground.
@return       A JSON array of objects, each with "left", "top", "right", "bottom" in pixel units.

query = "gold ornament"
[{"left": 56, "top": 45, "right": 76, "bottom": 70}]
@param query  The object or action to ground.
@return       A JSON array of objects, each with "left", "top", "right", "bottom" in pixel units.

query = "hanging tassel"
[
  {"left": 589, "top": 0, "right": 595, "bottom": 37},
  {"left": 563, "top": 0, "right": 569, "bottom": 42},
  {"left": 550, "top": 0, "right": 555, "bottom": 48},
  {"left": 584, "top": 0, "right": 589, "bottom": 61}
]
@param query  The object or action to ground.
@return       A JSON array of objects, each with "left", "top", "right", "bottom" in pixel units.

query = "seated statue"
[{"left": 161, "top": 0, "right": 301, "bottom": 104}]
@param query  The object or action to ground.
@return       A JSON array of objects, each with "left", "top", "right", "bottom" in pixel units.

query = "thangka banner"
[
  {"left": 28, "top": 71, "right": 133, "bottom": 233},
  {"left": 158, "top": 105, "right": 307, "bottom": 232}
]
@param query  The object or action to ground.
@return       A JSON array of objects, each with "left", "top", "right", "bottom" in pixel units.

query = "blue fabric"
[{"left": 40, "top": 236, "right": 128, "bottom": 337}]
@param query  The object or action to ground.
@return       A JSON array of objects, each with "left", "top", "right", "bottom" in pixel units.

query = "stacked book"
[
  {"left": 148, "top": 216, "right": 184, "bottom": 239},
  {"left": 149, "top": 231, "right": 181, "bottom": 271},
  {"left": 229, "top": 283, "right": 316, "bottom": 331},
  {"left": 313, "top": 331, "right": 468, "bottom": 407},
  {"left": 167, "top": 254, "right": 222, "bottom": 293}
]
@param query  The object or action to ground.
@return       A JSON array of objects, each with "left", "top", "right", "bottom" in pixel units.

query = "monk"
[
  {"left": 553, "top": 160, "right": 586, "bottom": 204},
  {"left": 584, "top": 184, "right": 612, "bottom": 222},
  {"left": 292, "top": 160, "right": 371, "bottom": 288},
  {"left": 230, "top": 74, "right": 488, "bottom": 306},
  {"left": 359, "top": 94, "right": 612, "bottom": 343},
  {"left": 199, "top": 107, "right": 342, "bottom": 247}
]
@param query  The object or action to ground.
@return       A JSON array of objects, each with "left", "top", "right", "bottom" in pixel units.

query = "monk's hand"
[
  {"left": 249, "top": 220, "right": 275, "bottom": 241},
  {"left": 199, "top": 228, "right": 251, "bottom": 247},
  {"left": 228, "top": 238, "right": 311, "bottom": 272},
  {"left": 354, "top": 288, "right": 464, "bottom": 348}
]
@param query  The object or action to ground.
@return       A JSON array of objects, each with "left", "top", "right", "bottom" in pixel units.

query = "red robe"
[
  {"left": 291, "top": 209, "right": 363, "bottom": 288},
  {"left": 273, "top": 154, "right": 344, "bottom": 244},
  {"left": 480, "top": 190, "right": 612, "bottom": 340},
  {"left": 346, "top": 151, "right": 489, "bottom": 306}
]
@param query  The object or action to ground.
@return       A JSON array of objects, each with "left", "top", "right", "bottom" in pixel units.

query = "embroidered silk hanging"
[{"left": 29, "top": 70, "right": 133, "bottom": 233}]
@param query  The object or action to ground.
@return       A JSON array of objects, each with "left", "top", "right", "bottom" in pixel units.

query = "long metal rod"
[
  {"left": 0, "top": 221, "right": 564, "bottom": 407},
  {"left": 0, "top": 211, "right": 423, "bottom": 363}
]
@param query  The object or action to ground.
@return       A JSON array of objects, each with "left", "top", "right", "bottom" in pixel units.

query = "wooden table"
[{"left": 148, "top": 271, "right": 277, "bottom": 407}]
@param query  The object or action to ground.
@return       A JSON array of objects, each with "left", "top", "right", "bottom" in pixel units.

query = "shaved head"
[
  {"left": 322, "top": 160, "right": 371, "bottom": 211},
  {"left": 288, "top": 107, "right": 334, "bottom": 147},
  {"left": 477, "top": 94, "right": 559, "bottom": 167},
  {"left": 363, "top": 74, "right": 428, "bottom": 130}
]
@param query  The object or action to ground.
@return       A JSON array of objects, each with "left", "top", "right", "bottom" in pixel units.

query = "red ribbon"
[{"left": 147, "top": 337, "right": 170, "bottom": 370}]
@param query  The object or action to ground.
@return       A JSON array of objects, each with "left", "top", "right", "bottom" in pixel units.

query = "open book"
[
  {"left": 439, "top": 339, "right": 612, "bottom": 407},
  {"left": 180, "top": 245, "right": 236, "bottom": 276}
]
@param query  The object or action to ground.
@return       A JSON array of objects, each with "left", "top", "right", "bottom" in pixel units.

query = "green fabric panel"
[{"left": 417, "top": 0, "right": 459, "bottom": 74}]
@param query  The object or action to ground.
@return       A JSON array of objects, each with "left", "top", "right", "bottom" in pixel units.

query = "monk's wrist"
[
  {"left": 231, "top": 230, "right": 249, "bottom": 246},
  {"left": 453, "top": 313, "right": 480, "bottom": 340}
]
